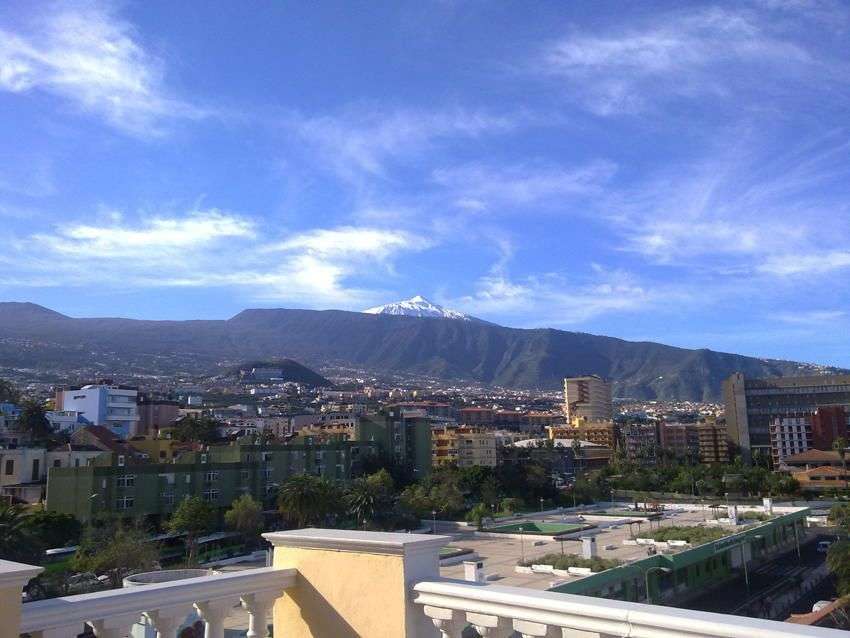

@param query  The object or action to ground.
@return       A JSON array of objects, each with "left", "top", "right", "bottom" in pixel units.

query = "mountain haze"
[{"left": 0, "top": 302, "right": 839, "bottom": 400}]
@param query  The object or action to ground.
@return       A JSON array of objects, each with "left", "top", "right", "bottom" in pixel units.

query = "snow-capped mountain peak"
[{"left": 363, "top": 295, "right": 474, "bottom": 320}]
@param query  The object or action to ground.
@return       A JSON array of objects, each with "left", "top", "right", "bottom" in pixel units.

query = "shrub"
[
  {"left": 521, "top": 552, "right": 620, "bottom": 572},
  {"left": 649, "top": 525, "right": 730, "bottom": 545}
]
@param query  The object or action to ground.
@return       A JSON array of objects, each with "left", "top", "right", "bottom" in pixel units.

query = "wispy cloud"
[
  {"left": 288, "top": 106, "right": 521, "bottom": 180},
  {"left": 540, "top": 6, "right": 832, "bottom": 115},
  {"left": 454, "top": 267, "right": 673, "bottom": 326},
  {"left": 774, "top": 309, "right": 846, "bottom": 325},
  {"left": 1, "top": 210, "right": 428, "bottom": 307},
  {"left": 432, "top": 160, "right": 616, "bottom": 211},
  {"left": 609, "top": 129, "right": 850, "bottom": 276},
  {"left": 0, "top": 1, "right": 206, "bottom": 136}
]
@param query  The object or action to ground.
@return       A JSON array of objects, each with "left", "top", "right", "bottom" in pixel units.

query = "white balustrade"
[
  {"left": 414, "top": 580, "right": 849, "bottom": 638},
  {"left": 21, "top": 567, "right": 294, "bottom": 638}
]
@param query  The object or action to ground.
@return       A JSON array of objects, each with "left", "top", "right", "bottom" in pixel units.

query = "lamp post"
[
  {"left": 644, "top": 566, "right": 672, "bottom": 603},
  {"left": 519, "top": 526, "right": 525, "bottom": 564},
  {"left": 432, "top": 510, "right": 437, "bottom": 535},
  {"left": 539, "top": 497, "right": 544, "bottom": 513}
]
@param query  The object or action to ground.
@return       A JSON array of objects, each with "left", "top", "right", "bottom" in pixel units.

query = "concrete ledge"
[{"left": 263, "top": 528, "right": 451, "bottom": 557}]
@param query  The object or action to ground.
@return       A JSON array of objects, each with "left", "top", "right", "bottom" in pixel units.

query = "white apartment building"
[
  {"left": 56, "top": 384, "right": 140, "bottom": 439},
  {"left": 769, "top": 415, "right": 812, "bottom": 464},
  {"left": 564, "top": 375, "right": 613, "bottom": 422}
]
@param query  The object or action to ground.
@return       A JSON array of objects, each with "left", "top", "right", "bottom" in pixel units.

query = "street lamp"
[
  {"left": 644, "top": 566, "right": 671, "bottom": 603},
  {"left": 539, "top": 497, "right": 544, "bottom": 513},
  {"left": 519, "top": 526, "right": 525, "bottom": 564},
  {"left": 432, "top": 510, "right": 437, "bottom": 535}
]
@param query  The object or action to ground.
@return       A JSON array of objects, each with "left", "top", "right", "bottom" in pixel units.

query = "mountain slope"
[
  {"left": 363, "top": 295, "right": 474, "bottom": 320},
  {"left": 0, "top": 302, "right": 840, "bottom": 400}
]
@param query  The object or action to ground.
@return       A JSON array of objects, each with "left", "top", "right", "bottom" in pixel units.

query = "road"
[{"left": 683, "top": 535, "right": 833, "bottom": 618}]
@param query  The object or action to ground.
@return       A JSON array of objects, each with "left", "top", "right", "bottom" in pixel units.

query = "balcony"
[{"left": 2, "top": 529, "right": 845, "bottom": 638}]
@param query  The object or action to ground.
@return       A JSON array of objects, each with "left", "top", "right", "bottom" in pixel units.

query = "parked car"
[{"left": 817, "top": 540, "right": 833, "bottom": 553}]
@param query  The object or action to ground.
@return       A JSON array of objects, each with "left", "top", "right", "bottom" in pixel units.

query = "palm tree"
[
  {"left": 346, "top": 479, "right": 378, "bottom": 529},
  {"left": 835, "top": 437, "right": 849, "bottom": 490},
  {"left": 0, "top": 503, "right": 36, "bottom": 562},
  {"left": 278, "top": 474, "right": 338, "bottom": 528}
]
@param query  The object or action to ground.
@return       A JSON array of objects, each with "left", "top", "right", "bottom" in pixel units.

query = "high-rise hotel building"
[
  {"left": 563, "top": 375, "right": 613, "bottom": 423},
  {"left": 724, "top": 372, "right": 850, "bottom": 462}
]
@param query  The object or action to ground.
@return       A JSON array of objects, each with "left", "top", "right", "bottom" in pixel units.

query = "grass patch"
[
  {"left": 649, "top": 525, "right": 731, "bottom": 545},
  {"left": 521, "top": 553, "right": 620, "bottom": 572}
]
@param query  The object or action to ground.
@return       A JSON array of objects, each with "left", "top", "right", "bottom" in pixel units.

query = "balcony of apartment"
[{"left": 3, "top": 528, "right": 844, "bottom": 638}]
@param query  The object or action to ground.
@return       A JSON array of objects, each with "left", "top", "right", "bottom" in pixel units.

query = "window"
[
  {"left": 241, "top": 469, "right": 250, "bottom": 481},
  {"left": 117, "top": 455, "right": 125, "bottom": 467},
  {"left": 201, "top": 453, "right": 208, "bottom": 464},
  {"left": 4, "top": 459, "right": 13, "bottom": 475},
  {"left": 117, "top": 474, "right": 136, "bottom": 488},
  {"left": 116, "top": 496, "right": 134, "bottom": 510},
  {"left": 53, "top": 459, "right": 61, "bottom": 468},
  {"left": 161, "top": 492, "right": 175, "bottom": 505},
  {"left": 204, "top": 471, "right": 219, "bottom": 482},
  {"left": 31, "top": 459, "right": 40, "bottom": 481},
  {"left": 203, "top": 489, "right": 219, "bottom": 502}
]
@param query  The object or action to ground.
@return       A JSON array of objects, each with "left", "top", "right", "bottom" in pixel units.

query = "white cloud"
[
  {"left": 540, "top": 7, "right": 827, "bottom": 115},
  {"left": 774, "top": 309, "right": 846, "bottom": 324},
  {"left": 289, "top": 106, "right": 520, "bottom": 179},
  {"left": 0, "top": 2, "right": 205, "bottom": 135},
  {"left": 432, "top": 160, "right": 616, "bottom": 210},
  {"left": 454, "top": 268, "right": 669, "bottom": 326},
  {"left": 758, "top": 251, "right": 850, "bottom": 276},
  {"left": 1, "top": 212, "right": 428, "bottom": 308}
]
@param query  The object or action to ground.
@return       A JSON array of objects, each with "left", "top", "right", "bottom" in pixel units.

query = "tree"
[
  {"left": 0, "top": 379, "right": 19, "bottom": 403},
  {"left": 828, "top": 541, "right": 850, "bottom": 596},
  {"left": 466, "top": 503, "right": 490, "bottom": 530},
  {"left": 278, "top": 474, "right": 340, "bottom": 528},
  {"left": 168, "top": 496, "right": 215, "bottom": 565},
  {"left": 21, "top": 509, "right": 82, "bottom": 551},
  {"left": 172, "top": 415, "right": 221, "bottom": 444},
  {"left": 0, "top": 503, "right": 39, "bottom": 563},
  {"left": 17, "top": 399, "right": 52, "bottom": 441},
  {"left": 224, "top": 494, "right": 263, "bottom": 548},
  {"left": 835, "top": 437, "right": 849, "bottom": 490},
  {"left": 73, "top": 523, "right": 158, "bottom": 588}
]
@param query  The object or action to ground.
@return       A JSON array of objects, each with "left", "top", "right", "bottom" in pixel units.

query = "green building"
[
  {"left": 355, "top": 406, "right": 432, "bottom": 478},
  {"left": 551, "top": 509, "right": 809, "bottom": 604},
  {"left": 46, "top": 438, "right": 378, "bottom": 523}
]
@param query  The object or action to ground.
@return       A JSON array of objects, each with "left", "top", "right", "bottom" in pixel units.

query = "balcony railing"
[
  {"left": 413, "top": 580, "right": 844, "bottom": 638},
  {"left": 19, "top": 566, "right": 294, "bottom": 638},
  {"left": 4, "top": 528, "right": 848, "bottom": 638}
]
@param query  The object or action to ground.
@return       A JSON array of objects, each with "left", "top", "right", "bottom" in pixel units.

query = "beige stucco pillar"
[
  {"left": 263, "top": 528, "right": 449, "bottom": 638},
  {"left": 0, "top": 559, "right": 43, "bottom": 638}
]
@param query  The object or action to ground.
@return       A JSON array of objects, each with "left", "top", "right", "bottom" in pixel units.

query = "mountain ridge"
[{"left": 0, "top": 302, "right": 842, "bottom": 400}]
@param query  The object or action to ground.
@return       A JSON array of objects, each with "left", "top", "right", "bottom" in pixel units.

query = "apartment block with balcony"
[
  {"left": 45, "top": 440, "right": 378, "bottom": 522},
  {"left": 697, "top": 421, "right": 729, "bottom": 463},
  {"left": 770, "top": 415, "right": 813, "bottom": 465},
  {"left": 431, "top": 426, "right": 496, "bottom": 468},
  {"left": 563, "top": 375, "right": 613, "bottom": 422}
]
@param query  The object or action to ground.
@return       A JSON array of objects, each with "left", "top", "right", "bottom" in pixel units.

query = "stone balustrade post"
[
  {"left": 0, "top": 559, "right": 43, "bottom": 638},
  {"left": 263, "top": 528, "right": 449, "bottom": 638}
]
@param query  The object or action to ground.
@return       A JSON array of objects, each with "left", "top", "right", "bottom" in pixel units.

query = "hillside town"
[{"left": 3, "top": 363, "right": 850, "bottom": 632}]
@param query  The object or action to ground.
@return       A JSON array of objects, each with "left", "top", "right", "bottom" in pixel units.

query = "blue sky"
[{"left": 2, "top": 1, "right": 850, "bottom": 366}]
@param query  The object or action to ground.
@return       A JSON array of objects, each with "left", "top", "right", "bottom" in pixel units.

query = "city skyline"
[{"left": 2, "top": 1, "right": 850, "bottom": 367}]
